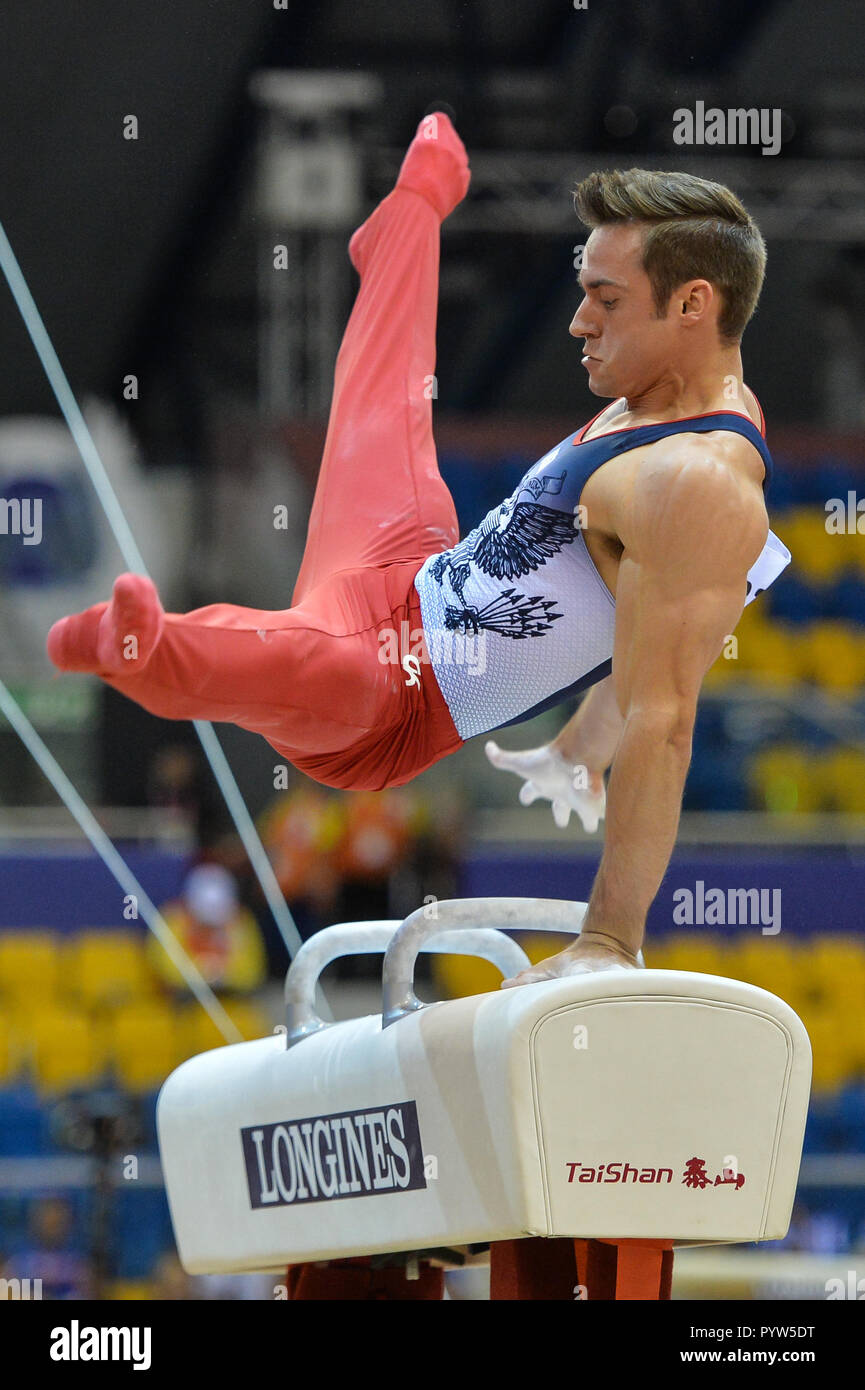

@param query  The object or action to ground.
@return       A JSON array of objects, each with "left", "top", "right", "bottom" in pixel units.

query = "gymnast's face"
[{"left": 569, "top": 223, "right": 714, "bottom": 403}]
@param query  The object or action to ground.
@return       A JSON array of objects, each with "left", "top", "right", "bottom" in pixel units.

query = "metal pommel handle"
[
  {"left": 285, "top": 918, "right": 531, "bottom": 1049},
  {"left": 381, "top": 897, "right": 590, "bottom": 1028}
]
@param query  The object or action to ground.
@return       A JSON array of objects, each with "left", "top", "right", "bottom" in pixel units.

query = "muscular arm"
[
  {"left": 580, "top": 447, "right": 768, "bottom": 958},
  {"left": 552, "top": 675, "right": 624, "bottom": 774}
]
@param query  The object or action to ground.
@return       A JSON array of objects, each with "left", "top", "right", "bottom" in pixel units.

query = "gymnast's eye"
[{"left": 602, "top": 299, "right": 617, "bottom": 309}]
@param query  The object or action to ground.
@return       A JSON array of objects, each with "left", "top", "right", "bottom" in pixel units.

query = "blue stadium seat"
[
  {"left": 0, "top": 1085, "right": 46, "bottom": 1155},
  {"left": 766, "top": 573, "right": 827, "bottom": 624},
  {"left": 786, "top": 461, "right": 847, "bottom": 507},
  {"left": 138, "top": 1089, "right": 161, "bottom": 1149},
  {"left": 692, "top": 702, "right": 728, "bottom": 745},
  {"left": 814, "top": 459, "right": 863, "bottom": 509},
  {"left": 830, "top": 574, "right": 865, "bottom": 624},
  {"left": 683, "top": 750, "right": 748, "bottom": 811},
  {"left": 113, "top": 1185, "right": 175, "bottom": 1280},
  {"left": 837, "top": 1082, "right": 865, "bottom": 1151},
  {"left": 801, "top": 1102, "right": 838, "bottom": 1154},
  {"left": 762, "top": 459, "right": 797, "bottom": 510}
]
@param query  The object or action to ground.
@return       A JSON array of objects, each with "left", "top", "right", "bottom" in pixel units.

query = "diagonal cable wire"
[
  {"left": 0, "top": 217, "right": 325, "bottom": 1011},
  {"left": 0, "top": 677, "right": 242, "bottom": 1043}
]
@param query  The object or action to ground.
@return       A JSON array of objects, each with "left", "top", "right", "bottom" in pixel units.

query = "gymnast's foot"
[
  {"left": 349, "top": 111, "right": 470, "bottom": 272},
  {"left": 500, "top": 934, "right": 642, "bottom": 988},
  {"left": 396, "top": 109, "right": 470, "bottom": 218},
  {"left": 46, "top": 573, "right": 164, "bottom": 675}
]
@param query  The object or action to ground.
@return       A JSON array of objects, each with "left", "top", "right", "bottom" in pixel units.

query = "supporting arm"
[{"left": 501, "top": 442, "right": 769, "bottom": 984}]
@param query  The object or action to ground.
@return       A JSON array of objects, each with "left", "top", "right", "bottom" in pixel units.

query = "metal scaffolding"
[
  {"left": 249, "top": 70, "right": 383, "bottom": 421},
  {"left": 372, "top": 151, "right": 865, "bottom": 241}
]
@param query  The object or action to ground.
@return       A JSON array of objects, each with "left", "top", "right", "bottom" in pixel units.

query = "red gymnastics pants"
[{"left": 55, "top": 131, "right": 467, "bottom": 791}]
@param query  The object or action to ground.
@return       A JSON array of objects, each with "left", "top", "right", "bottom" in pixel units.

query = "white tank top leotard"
[{"left": 413, "top": 409, "right": 791, "bottom": 741}]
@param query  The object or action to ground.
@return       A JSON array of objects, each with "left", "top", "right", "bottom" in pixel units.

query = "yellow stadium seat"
[
  {"left": 734, "top": 622, "right": 804, "bottom": 686},
  {"left": 179, "top": 997, "right": 274, "bottom": 1059},
  {"left": 223, "top": 997, "right": 274, "bottom": 1040},
  {"left": 18, "top": 1006, "right": 104, "bottom": 1094},
  {"left": 0, "top": 932, "right": 62, "bottom": 1006},
  {"left": 105, "top": 1001, "right": 183, "bottom": 1092},
  {"left": 659, "top": 935, "right": 730, "bottom": 977},
  {"left": 726, "top": 606, "right": 771, "bottom": 657},
  {"left": 431, "top": 931, "right": 578, "bottom": 1000},
  {"left": 0, "top": 1013, "right": 16, "bottom": 1083},
  {"left": 725, "top": 939, "right": 796, "bottom": 992},
  {"left": 702, "top": 645, "right": 739, "bottom": 689},
  {"left": 109, "top": 1280, "right": 154, "bottom": 1301},
  {"left": 805, "top": 937, "right": 865, "bottom": 1004},
  {"left": 432, "top": 954, "right": 503, "bottom": 999},
  {"left": 748, "top": 745, "right": 824, "bottom": 814},
  {"left": 67, "top": 932, "right": 155, "bottom": 1009},
  {"left": 779, "top": 507, "right": 847, "bottom": 583},
  {"left": 641, "top": 940, "right": 678, "bottom": 971},
  {"left": 809, "top": 934, "right": 865, "bottom": 967},
  {"left": 823, "top": 504, "right": 865, "bottom": 575},
  {"left": 817, "top": 748, "right": 865, "bottom": 815},
  {"left": 733, "top": 604, "right": 772, "bottom": 639},
  {"left": 800, "top": 622, "right": 865, "bottom": 693},
  {"left": 852, "top": 526, "right": 865, "bottom": 578},
  {"left": 435, "top": 937, "right": 741, "bottom": 995},
  {"left": 797, "top": 1009, "right": 860, "bottom": 1091},
  {"left": 706, "top": 605, "right": 802, "bottom": 686},
  {"left": 842, "top": 1001, "right": 865, "bottom": 1071}
]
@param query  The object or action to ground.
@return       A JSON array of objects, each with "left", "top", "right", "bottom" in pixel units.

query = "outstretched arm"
[
  {"left": 483, "top": 677, "right": 623, "bottom": 832},
  {"left": 551, "top": 674, "right": 624, "bottom": 773},
  {"left": 503, "top": 444, "right": 768, "bottom": 983}
]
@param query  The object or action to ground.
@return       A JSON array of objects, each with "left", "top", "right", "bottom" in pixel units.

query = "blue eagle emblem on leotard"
[{"left": 430, "top": 471, "right": 575, "bottom": 637}]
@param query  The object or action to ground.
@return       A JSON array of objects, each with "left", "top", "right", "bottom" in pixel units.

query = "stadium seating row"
[
  {"left": 0, "top": 996, "right": 273, "bottom": 1095},
  {"left": 2, "top": 927, "right": 863, "bottom": 1092},
  {"left": 0, "top": 931, "right": 163, "bottom": 1008},
  {"left": 704, "top": 613, "right": 865, "bottom": 693},
  {"left": 746, "top": 745, "right": 865, "bottom": 814},
  {"left": 766, "top": 506, "right": 865, "bottom": 583}
]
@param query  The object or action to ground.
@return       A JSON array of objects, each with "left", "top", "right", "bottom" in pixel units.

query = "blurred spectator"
[
  {"left": 149, "top": 1251, "right": 273, "bottom": 1300},
  {"left": 335, "top": 790, "right": 425, "bottom": 883},
  {"left": 805, "top": 1210, "right": 851, "bottom": 1255},
  {"left": 258, "top": 778, "right": 461, "bottom": 938},
  {"left": 147, "top": 744, "right": 201, "bottom": 822},
  {"left": 146, "top": 742, "right": 225, "bottom": 848},
  {"left": 258, "top": 782, "right": 346, "bottom": 932},
  {"left": 194, "top": 1271, "right": 275, "bottom": 1299},
  {"left": 149, "top": 863, "right": 267, "bottom": 994},
  {"left": 2, "top": 1197, "right": 93, "bottom": 1299},
  {"left": 774, "top": 1198, "right": 851, "bottom": 1254},
  {"left": 385, "top": 785, "right": 463, "bottom": 921}
]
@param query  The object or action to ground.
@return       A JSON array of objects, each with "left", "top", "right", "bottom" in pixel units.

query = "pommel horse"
[{"left": 157, "top": 899, "right": 812, "bottom": 1300}]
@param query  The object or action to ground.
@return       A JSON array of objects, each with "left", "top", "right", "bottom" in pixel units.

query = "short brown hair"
[{"left": 574, "top": 168, "right": 767, "bottom": 343}]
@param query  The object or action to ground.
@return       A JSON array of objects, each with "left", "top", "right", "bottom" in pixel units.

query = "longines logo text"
[{"left": 242, "top": 1101, "right": 426, "bottom": 1208}]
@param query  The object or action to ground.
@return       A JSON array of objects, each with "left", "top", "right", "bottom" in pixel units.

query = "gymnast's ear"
[{"left": 674, "top": 278, "right": 715, "bottom": 328}]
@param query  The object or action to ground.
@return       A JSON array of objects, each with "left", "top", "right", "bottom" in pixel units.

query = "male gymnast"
[{"left": 46, "top": 111, "right": 790, "bottom": 984}]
